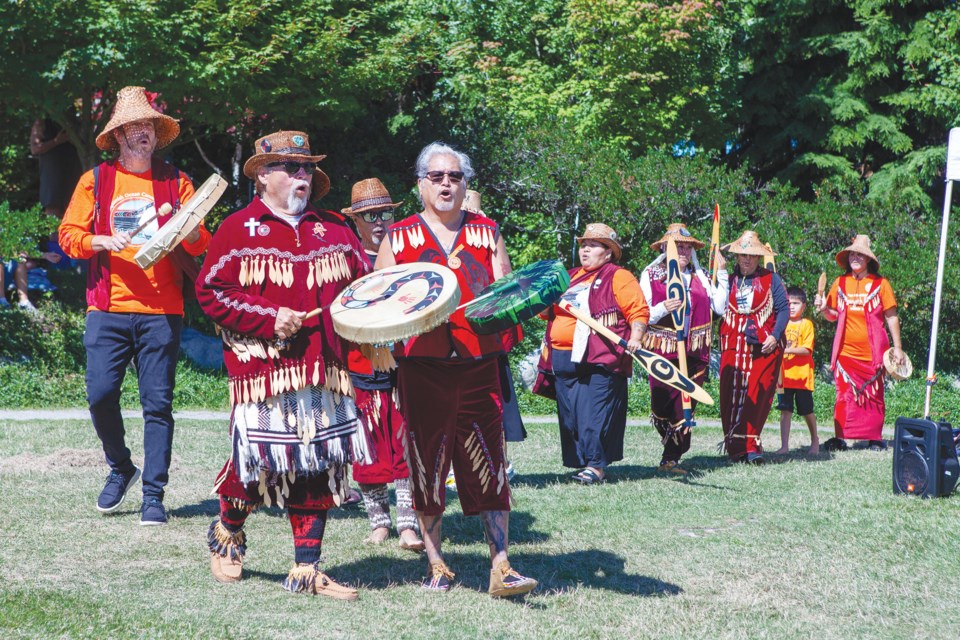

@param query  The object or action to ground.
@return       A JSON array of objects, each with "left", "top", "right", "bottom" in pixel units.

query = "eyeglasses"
[
  {"left": 267, "top": 161, "right": 317, "bottom": 176},
  {"left": 358, "top": 209, "right": 395, "bottom": 223},
  {"left": 423, "top": 170, "right": 465, "bottom": 184}
]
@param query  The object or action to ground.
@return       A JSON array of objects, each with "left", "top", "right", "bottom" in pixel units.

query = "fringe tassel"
[
  {"left": 282, "top": 562, "right": 320, "bottom": 594},
  {"left": 360, "top": 343, "right": 397, "bottom": 372},
  {"left": 207, "top": 519, "right": 247, "bottom": 560}
]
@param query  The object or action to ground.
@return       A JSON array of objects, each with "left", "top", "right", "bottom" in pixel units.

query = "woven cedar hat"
[
  {"left": 722, "top": 230, "right": 776, "bottom": 256},
  {"left": 341, "top": 178, "right": 401, "bottom": 215},
  {"left": 650, "top": 222, "right": 705, "bottom": 251},
  {"left": 243, "top": 131, "right": 330, "bottom": 200},
  {"left": 577, "top": 222, "right": 622, "bottom": 263},
  {"left": 95, "top": 86, "right": 180, "bottom": 152},
  {"left": 836, "top": 234, "right": 880, "bottom": 270},
  {"left": 463, "top": 190, "right": 484, "bottom": 216}
]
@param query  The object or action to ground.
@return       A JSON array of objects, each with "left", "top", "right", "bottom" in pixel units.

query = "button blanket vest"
[
  {"left": 390, "top": 211, "right": 504, "bottom": 359},
  {"left": 195, "top": 198, "right": 369, "bottom": 405},
  {"left": 88, "top": 159, "right": 181, "bottom": 310},
  {"left": 641, "top": 263, "right": 713, "bottom": 364}
]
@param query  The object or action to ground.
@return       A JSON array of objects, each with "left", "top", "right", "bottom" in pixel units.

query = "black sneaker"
[
  {"left": 868, "top": 440, "right": 888, "bottom": 452},
  {"left": 823, "top": 437, "right": 849, "bottom": 452},
  {"left": 140, "top": 497, "right": 168, "bottom": 526},
  {"left": 96, "top": 466, "right": 141, "bottom": 513}
]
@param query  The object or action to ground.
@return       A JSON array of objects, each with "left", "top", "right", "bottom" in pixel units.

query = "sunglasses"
[
  {"left": 358, "top": 209, "right": 395, "bottom": 223},
  {"left": 423, "top": 170, "right": 465, "bottom": 184},
  {"left": 267, "top": 161, "right": 317, "bottom": 176}
]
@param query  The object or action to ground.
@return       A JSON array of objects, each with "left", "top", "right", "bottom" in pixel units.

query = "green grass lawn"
[{"left": 1, "top": 418, "right": 957, "bottom": 639}]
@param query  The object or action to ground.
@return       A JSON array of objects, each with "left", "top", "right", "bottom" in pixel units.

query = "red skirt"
[
  {"left": 352, "top": 387, "right": 410, "bottom": 484},
  {"left": 719, "top": 344, "right": 781, "bottom": 459},
  {"left": 833, "top": 355, "right": 885, "bottom": 441}
]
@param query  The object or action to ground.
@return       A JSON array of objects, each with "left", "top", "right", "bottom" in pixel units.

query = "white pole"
[{"left": 924, "top": 128, "right": 960, "bottom": 418}]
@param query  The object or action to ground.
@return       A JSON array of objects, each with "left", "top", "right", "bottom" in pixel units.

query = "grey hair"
[{"left": 414, "top": 142, "right": 475, "bottom": 181}]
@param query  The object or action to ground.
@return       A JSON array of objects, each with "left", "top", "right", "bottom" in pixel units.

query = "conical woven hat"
[
  {"left": 341, "top": 178, "right": 402, "bottom": 215},
  {"left": 722, "top": 230, "right": 775, "bottom": 256},
  {"left": 650, "top": 222, "right": 705, "bottom": 251},
  {"left": 836, "top": 234, "right": 880, "bottom": 270},
  {"left": 96, "top": 86, "right": 180, "bottom": 152}
]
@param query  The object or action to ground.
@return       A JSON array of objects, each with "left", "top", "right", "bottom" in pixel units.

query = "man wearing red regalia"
[
  {"left": 375, "top": 142, "right": 537, "bottom": 597},
  {"left": 197, "top": 130, "right": 370, "bottom": 600}
]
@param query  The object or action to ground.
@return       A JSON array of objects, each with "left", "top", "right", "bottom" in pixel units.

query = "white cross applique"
[{"left": 244, "top": 218, "right": 261, "bottom": 237}]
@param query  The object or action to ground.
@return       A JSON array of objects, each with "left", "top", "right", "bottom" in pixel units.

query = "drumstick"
[
  {"left": 131, "top": 203, "right": 172, "bottom": 237},
  {"left": 557, "top": 299, "right": 714, "bottom": 405},
  {"left": 817, "top": 271, "right": 827, "bottom": 298}
]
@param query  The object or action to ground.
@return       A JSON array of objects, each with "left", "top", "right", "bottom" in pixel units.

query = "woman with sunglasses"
[
  {"left": 815, "top": 235, "right": 904, "bottom": 452},
  {"left": 341, "top": 178, "right": 424, "bottom": 552}
]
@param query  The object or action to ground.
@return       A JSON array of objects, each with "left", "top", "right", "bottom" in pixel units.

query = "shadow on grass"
[{"left": 326, "top": 548, "right": 681, "bottom": 599}]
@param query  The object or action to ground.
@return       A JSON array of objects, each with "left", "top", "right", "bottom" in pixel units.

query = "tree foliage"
[{"left": 736, "top": 0, "right": 960, "bottom": 206}]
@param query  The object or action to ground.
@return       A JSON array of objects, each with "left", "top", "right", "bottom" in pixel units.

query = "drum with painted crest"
[
  {"left": 331, "top": 262, "right": 461, "bottom": 345},
  {"left": 134, "top": 173, "right": 227, "bottom": 269}
]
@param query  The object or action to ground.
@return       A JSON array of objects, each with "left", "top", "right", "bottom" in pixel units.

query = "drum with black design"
[
  {"left": 331, "top": 262, "right": 460, "bottom": 345},
  {"left": 134, "top": 173, "right": 227, "bottom": 269},
  {"left": 464, "top": 260, "right": 570, "bottom": 335}
]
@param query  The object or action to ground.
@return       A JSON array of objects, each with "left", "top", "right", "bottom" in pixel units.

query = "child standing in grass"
[{"left": 775, "top": 287, "right": 820, "bottom": 455}]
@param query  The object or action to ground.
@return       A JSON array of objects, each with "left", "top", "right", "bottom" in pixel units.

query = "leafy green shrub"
[{"left": 0, "top": 200, "right": 55, "bottom": 259}]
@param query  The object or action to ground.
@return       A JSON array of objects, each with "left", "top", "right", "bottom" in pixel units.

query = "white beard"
[
  {"left": 287, "top": 180, "right": 310, "bottom": 214},
  {"left": 434, "top": 198, "right": 456, "bottom": 212}
]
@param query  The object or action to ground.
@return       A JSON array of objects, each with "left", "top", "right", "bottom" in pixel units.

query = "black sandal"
[{"left": 573, "top": 468, "right": 605, "bottom": 485}]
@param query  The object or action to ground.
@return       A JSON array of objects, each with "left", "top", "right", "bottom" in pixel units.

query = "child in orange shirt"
[{"left": 775, "top": 287, "right": 820, "bottom": 455}]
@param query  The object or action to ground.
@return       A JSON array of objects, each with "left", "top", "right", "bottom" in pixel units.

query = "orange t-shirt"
[
  {"left": 783, "top": 317, "right": 815, "bottom": 391},
  {"left": 825, "top": 275, "right": 896, "bottom": 361},
  {"left": 59, "top": 165, "right": 207, "bottom": 315},
  {"left": 549, "top": 267, "right": 649, "bottom": 350}
]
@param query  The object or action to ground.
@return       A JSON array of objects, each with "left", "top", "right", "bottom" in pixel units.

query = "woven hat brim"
[
  {"left": 836, "top": 249, "right": 879, "bottom": 270},
  {"left": 243, "top": 153, "right": 327, "bottom": 180},
  {"left": 721, "top": 242, "right": 774, "bottom": 256},
  {"left": 342, "top": 200, "right": 403, "bottom": 215},
  {"left": 578, "top": 237, "right": 622, "bottom": 262},
  {"left": 651, "top": 235, "right": 705, "bottom": 251},
  {"left": 96, "top": 112, "right": 180, "bottom": 152}
]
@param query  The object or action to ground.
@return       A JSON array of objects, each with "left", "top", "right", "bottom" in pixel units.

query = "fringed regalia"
[
  {"left": 196, "top": 198, "right": 374, "bottom": 509},
  {"left": 642, "top": 261, "right": 712, "bottom": 463},
  {"left": 718, "top": 268, "right": 783, "bottom": 460},
  {"left": 829, "top": 275, "right": 892, "bottom": 441},
  {"left": 391, "top": 212, "right": 511, "bottom": 516}
]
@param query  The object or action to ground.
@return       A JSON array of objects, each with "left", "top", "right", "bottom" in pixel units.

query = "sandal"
[{"left": 572, "top": 468, "right": 605, "bottom": 485}]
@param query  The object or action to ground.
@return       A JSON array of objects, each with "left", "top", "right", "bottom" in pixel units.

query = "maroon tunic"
[{"left": 388, "top": 210, "right": 510, "bottom": 515}]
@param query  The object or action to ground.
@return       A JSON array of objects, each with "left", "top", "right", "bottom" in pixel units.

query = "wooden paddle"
[
  {"left": 817, "top": 271, "right": 827, "bottom": 301},
  {"left": 709, "top": 203, "right": 721, "bottom": 287},
  {"left": 557, "top": 299, "right": 714, "bottom": 405},
  {"left": 666, "top": 238, "right": 695, "bottom": 432}
]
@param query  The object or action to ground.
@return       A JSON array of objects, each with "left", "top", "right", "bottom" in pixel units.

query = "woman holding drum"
[
  {"left": 815, "top": 235, "right": 905, "bottom": 451},
  {"left": 540, "top": 223, "right": 649, "bottom": 484}
]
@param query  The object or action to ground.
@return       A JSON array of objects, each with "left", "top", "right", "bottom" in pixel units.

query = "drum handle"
[
  {"left": 131, "top": 203, "right": 172, "bottom": 237},
  {"left": 454, "top": 279, "right": 522, "bottom": 311}
]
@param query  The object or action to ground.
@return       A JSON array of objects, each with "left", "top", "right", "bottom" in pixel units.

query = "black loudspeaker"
[{"left": 893, "top": 418, "right": 959, "bottom": 498}]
